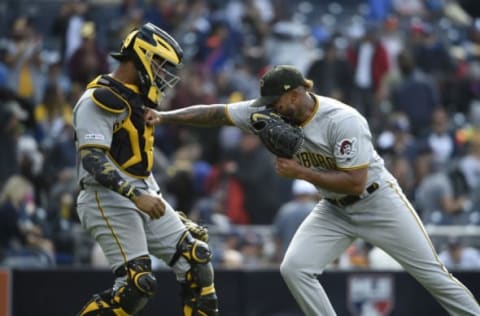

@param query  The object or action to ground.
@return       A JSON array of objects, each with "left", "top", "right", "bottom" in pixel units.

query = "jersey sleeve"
[
  {"left": 225, "top": 100, "right": 262, "bottom": 133},
  {"left": 331, "top": 114, "right": 372, "bottom": 170},
  {"left": 74, "top": 98, "right": 119, "bottom": 150}
]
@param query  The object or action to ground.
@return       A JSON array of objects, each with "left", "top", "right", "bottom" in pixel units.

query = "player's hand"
[
  {"left": 275, "top": 157, "right": 303, "bottom": 179},
  {"left": 144, "top": 107, "right": 162, "bottom": 126},
  {"left": 133, "top": 192, "right": 166, "bottom": 219}
]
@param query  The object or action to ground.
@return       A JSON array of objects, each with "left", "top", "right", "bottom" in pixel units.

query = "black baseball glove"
[
  {"left": 250, "top": 109, "right": 304, "bottom": 158},
  {"left": 176, "top": 211, "right": 209, "bottom": 242}
]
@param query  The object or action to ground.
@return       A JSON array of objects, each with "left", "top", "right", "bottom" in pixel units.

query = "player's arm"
[
  {"left": 276, "top": 113, "right": 371, "bottom": 195},
  {"left": 80, "top": 147, "right": 142, "bottom": 201},
  {"left": 275, "top": 159, "right": 368, "bottom": 196},
  {"left": 80, "top": 147, "right": 166, "bottom": 219},
  {"left": 301, "top": 166, "right": 367, "bottom": 196},
  {"left": 145, "top": 104, "right": 234, "bottom": 127}
]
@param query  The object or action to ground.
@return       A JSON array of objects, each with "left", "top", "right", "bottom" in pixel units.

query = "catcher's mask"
[{"left": 111, "top": 23, "right": 183, "bottom": 108}]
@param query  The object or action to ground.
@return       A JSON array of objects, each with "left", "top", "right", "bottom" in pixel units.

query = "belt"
[{"left": 325, "top": 182, "right": 379, "bottom": 207}]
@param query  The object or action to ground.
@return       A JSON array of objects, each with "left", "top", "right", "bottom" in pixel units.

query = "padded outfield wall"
[{"left": 1, "top": 269, "right": 479, "bottom": 315}]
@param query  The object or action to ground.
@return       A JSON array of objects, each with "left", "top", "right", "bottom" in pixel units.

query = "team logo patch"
[
  {"left": 347, "top": 274, "right": 394, "bottom": 316},
  {"left": 84, "top": 133, "right": 105, "bottom": 141},
  {"left": 335, "top": 138, "right": 357, "bottom": 158}
]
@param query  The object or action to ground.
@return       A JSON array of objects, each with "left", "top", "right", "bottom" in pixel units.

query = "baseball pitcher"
[{"left": 145, "top": 65, "right": 480, "bottom": 315}]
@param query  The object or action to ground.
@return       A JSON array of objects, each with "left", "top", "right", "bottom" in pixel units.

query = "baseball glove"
[
  {"left": 176, "top": 211, "right": 209, "bottom": 242},
  {"left": 250, "top": 109, "right": 304, "bottom": 158}
]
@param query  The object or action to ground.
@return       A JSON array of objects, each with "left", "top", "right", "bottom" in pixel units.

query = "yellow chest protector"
[{"left": 87, "top": 75, "right": 154, "bottom": 178}]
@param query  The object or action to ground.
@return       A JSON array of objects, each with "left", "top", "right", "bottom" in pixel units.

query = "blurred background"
[{"left": 0, "top": 0, "right": 479, "bottom": 315}]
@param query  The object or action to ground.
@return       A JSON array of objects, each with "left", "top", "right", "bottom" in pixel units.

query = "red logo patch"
[{"left": 336, "top": 138, "right": 357, "bottom": 158}]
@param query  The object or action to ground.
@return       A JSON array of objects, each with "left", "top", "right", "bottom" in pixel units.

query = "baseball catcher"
[
  {"left": 250, "top": 109, "right": 304, "bottom": 158},
  {"left": 74, "top": 22, "right": 218, "bottom": 316}
]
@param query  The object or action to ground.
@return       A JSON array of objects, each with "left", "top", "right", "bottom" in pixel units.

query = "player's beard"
[{"left": 283, "top": 105, "right": 302, "bottom": 125}]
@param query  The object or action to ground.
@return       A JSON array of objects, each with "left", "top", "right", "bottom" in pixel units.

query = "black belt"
[{"left": 325, "top": 182, "right": 379, "bottom": 207}]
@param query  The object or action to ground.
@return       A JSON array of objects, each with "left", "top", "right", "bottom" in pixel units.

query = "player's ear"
[{"left": 289, "top": 88, "right": 300, "bottom": 103}]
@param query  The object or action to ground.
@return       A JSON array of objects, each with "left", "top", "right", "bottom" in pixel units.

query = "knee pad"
[
  {"left": 78, "top": 256, "right": 157, "bottom": 316},
  {"left": 172, "top": 232, "right": 219, "bottom": 316}
]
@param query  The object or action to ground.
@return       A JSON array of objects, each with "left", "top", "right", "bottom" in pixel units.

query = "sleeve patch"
[
  {"left": 335, "top": 138, "right": 357, "bottom": 160},
  {"left": 84, "top": 133, "right": 105, "bottom": 141},
  {"left": 92, "top": 88, "right": 127, "bottom": 113}
]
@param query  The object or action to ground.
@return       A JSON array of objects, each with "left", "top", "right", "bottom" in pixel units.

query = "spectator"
[
  {"left": 458, "top": 130, "right": 480, "bottom": 192},
  {"left": 4, "top": 16, "right": 45, "bottom": 105},
  {"left": 379, "top": 15, "right": 405, "bottom": 75},
  {"left": 390, "top": 49, "right": 440, "bottom": 136},
  {"left": 34, "top": 82, "right": 73, "bottom": 148},
  {"left": 387, "top": 155, "right": 416, "bottom": 200},
  {"left": 0, "top": 101, "right": 26, "bottom": 188},
  {"left": 196, "top": 21, "right": 239, "bottom": 76},
  {"left": 347, "top": 24, "right": 390, "bottom": 128},
  {"left": 265, "top": 19, "right": 317, "bottom": 73},
  {"left": 415, "top": 151, "right": 472, "bottom": 225},
  {"left": 68, "top": 22, "right": 110, "bottom": 87},
  {"left": 230, "top": 132, "right": 292, "bottom": 225},
  {"left": 331, "top": 240, "right": 371, "bottom": 270},
  {"left": 272, "top": 179, "right": 319, "bottom": 262},
  {"left": 424, "top": 107, "right": 458, "bottom": 169},
  {"left": 306, "top": 40, "right": 353, "bottom": 103},
  {"left": 143, "top": 0, "right": 177, "bottom": 33},
  {"left": 376, "top": 112, "right": 418, "bottom": 162},
  {"left": 162, "top": 141, "right": 208, "bottom": 211},
  {"left": 448, "top": 59, "right": 480, "bottom": 115},
  {"left": 439, "top": 237, "right": 480, "bottom": 270},
  {"left": 409, "top": 21, "right": 455, "bottom": 80},
  {"left": 238, "top": 229, "right": 269, "bottom": 268},
  {"left": 0, "top": 41, "right": 9, "bottom": 88},
  {"left": 216, "top": 228, "right": 245, "bottom": 269},
  {"left": 224, "top": 63, "right": 261, "bottom": 101},
  {"left": 41, "top": 124, "right": 77, "bottom": 209},
  {"left": 201, "top": 156, "right": 250, "bottom": 225},
  {"left": 50, "top": 0, "right": 92, "bottom": 64},
  {"left": 408, "top": 20, "right": 455, "bottom": 104},
  {"left": 45, "top": 59, "right": 72, "bottom": 98},
  {"left": 17, "top": 135, "right": 45, "bottom": 202},
  {"left": 111, "top": 1, "right": 144, "bottom": 43},
  {"left": 0, "top": 175, "right": 55, "bottom": 266}
]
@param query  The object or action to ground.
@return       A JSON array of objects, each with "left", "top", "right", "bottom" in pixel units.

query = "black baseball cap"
[{"left": 252, "top": 65, "right": 307, "bottom": 107}]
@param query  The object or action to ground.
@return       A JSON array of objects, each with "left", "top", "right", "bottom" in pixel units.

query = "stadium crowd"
[{"left": 1, "top": 0, "right": 480, "bottom": 270}]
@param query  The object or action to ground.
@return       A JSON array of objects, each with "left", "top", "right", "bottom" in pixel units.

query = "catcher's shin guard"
[
  {"left": 170, "top": 231, "right": 219, "bottom": 316},
  {"left": 78, "top": 256, "right": 157, "bottom": 316},
  {"left": 77, "top": 289, "right": 122, "bottom": 316}
]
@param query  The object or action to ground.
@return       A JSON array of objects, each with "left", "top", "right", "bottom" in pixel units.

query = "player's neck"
[
  {"left": 112, "top": 62, "right": 138, "bottom": 86},
  {"left": 298, "top": 93, "right": 316, "bottom": 124}
]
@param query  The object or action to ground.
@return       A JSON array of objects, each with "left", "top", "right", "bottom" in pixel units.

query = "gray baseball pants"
[{"left": 280, "top": 180, "right": 480, "bottom": 316}]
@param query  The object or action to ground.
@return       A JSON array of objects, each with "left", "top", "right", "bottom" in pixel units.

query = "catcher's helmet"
[{"left": 111, "top": 23, "right": 183, "bottom": 108}]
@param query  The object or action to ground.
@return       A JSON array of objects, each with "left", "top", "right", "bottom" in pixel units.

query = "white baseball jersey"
[{"left": 225, "top": 94, "right": 396, "bottom": 199}]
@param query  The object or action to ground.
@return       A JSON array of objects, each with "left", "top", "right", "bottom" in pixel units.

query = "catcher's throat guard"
[{"left": 250, "top": 109, "right": 305, "bottom": 158}]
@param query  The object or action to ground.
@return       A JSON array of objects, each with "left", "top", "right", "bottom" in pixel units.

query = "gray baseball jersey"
[
  {"left": 73, "top": 88, "right": 188, "bottom": 275},
  {"left": 226, "top": 94, "right": 480, "bottom": 316}
]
